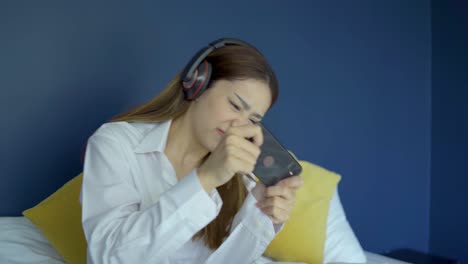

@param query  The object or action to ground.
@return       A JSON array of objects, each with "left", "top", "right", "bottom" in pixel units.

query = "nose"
[{"left": 231, "top": 116, "right": 250, "bottom": 127}]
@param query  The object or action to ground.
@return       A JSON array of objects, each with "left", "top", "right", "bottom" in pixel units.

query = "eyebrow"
[{"left": 233, "top": 92, "right": 264, "bottom": 119}]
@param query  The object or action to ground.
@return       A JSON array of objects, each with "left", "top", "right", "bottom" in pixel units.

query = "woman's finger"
[
  {"left": 224, "top": 134, "right": 261, "bottom": 163},
  {"left": 260, "top": 206, "right": 289, "bottom": 224},
  {"left": 277, "top": 175, "right": 304, "bottom": 189},
  {"left": 225, "top": 124, "right": 264, "bottom": 147},
  {"left": 264, "top": 185, "right": 295, "bottom": 201},
  {"left": 229, "top": 150, "right": 256, "bottom": 175},
  {"left": 257, "top": 196, "right": 294, "bottom": 212}
]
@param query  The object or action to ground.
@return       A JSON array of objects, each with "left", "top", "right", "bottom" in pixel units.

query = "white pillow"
[{"left": 323, "top": 188, "right": 367, "bottom": 263}]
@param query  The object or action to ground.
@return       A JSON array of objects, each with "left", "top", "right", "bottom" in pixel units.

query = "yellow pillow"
[
  {"left": 264, "top": 160, "right": 341, "bottom": 263},
  {"left": 23, "top": 173, "right": 87, "bottom": 264}
]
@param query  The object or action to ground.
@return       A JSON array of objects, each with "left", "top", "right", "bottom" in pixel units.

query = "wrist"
[
  {"left": 251, "top": 182, "right": 266, "bottom": 202},
  {"left": 197, "top": 168, "right": 217, "bottom": 193}
]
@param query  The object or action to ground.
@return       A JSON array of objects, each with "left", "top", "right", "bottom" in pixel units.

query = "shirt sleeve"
[
  {"left": 80, "top": 128, "right": 223, "bottom": 264},
  {"left": 202, "top": 176, "right": 283, "bottom": 264}
]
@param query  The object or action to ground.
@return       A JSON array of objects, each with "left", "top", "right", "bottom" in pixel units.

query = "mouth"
[{"left": 216, "top": 128, "right": 225, "bottom": 136}]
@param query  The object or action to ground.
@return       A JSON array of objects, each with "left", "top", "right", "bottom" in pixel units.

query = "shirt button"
[
  {"left": 264, "top": 230, "right": 273, "bottom": 238},
  {"left": 255, "top": 219, "right": 262, "bottom": 228}
]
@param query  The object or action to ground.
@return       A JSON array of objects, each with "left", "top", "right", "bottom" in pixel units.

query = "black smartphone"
[{"left": 249, "top": 123, "right": 302, "bottom": 187}]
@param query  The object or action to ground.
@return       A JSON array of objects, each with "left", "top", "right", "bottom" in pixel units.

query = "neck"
[{"left": 165, "top": 112, "right": 209, "bottom": 170}]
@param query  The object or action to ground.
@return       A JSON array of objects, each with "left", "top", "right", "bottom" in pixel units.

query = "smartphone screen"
[{"left": 251, "top": 123, "right": 302, "bottom": 186}]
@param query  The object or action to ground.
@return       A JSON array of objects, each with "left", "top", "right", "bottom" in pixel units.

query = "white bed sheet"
[
  {"left": 0, "top": 216, "right": 64, "bottom": 264},
  {"left": 0, "top": 217, "right": 409, "bottom": 264}
]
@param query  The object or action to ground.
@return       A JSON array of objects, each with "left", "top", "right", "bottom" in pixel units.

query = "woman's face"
[{"left": 189, "top": 78, "right": 272, "bottom": 152}]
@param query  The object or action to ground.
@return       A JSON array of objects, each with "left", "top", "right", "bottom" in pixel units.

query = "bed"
[{"left": 0, "top": 216, "right": 409, "bottom": 264}]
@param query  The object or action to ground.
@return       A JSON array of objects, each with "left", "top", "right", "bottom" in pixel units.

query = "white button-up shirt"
[{"left": 80, "top": 119, "right": 288, "bottom": 264}]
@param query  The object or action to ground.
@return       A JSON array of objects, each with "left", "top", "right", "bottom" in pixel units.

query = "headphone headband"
[
  {"left": 181, "top": 38, "right": 259, "bottom": 100},
  {"left": 182, "top": 38, "right": 257, "bottom": 83}
]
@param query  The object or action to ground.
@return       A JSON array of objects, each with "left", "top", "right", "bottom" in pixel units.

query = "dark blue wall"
[
  {"left": 0, "top": 0, "right": 432, "bottom": 254},
  {"left": 430, "top": 0, "right": 468, "bottom": 263}
]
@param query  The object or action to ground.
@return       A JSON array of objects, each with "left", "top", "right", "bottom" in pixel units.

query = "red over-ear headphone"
[{"left": 181, "top": 38, "right": 259, "bottom": 100}]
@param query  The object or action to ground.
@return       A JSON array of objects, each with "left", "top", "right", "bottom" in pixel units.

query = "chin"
[
  {"left": 206, "top": 137, "right": 221, "bottom": 152},
  {"left": 207, "top": 142, "right": 218, "bottom": 152}
]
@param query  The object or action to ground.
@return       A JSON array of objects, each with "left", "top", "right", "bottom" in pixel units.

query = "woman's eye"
[
  {"left": 229, "top": 100, "right": 260, "bottom": 124},
  {"left": 229, "top": 101, "right": 241, "bottom": 111}
]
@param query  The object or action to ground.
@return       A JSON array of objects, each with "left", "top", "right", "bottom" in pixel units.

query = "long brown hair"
[{"left": 107, "top": 43, "right": 279, "bottom": 249}]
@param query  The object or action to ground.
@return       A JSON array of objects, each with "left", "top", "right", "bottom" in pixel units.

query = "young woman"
[{"left": 80, "top": 38, "right": 304, "bottom": 264}]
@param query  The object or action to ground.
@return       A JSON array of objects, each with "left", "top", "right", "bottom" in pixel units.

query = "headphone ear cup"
[{"left": 183, "top": 60, "right": 212, "bottom": 100}]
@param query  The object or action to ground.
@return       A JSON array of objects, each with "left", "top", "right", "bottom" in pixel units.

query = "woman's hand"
[
  {"left": 197, "top": 124, "right": 263, "bottom": 192},
  {"left": 254, "top": 176, "right": 304, "bottom": 224}
]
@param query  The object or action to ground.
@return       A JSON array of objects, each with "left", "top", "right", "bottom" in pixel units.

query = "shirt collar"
[{"left": 133, "top": 119, "right": 172, "bottom": 154}]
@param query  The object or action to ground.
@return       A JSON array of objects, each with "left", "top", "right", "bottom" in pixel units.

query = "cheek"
[{"left": 207, "top": 99, "right": 232, "bottom": 121}]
